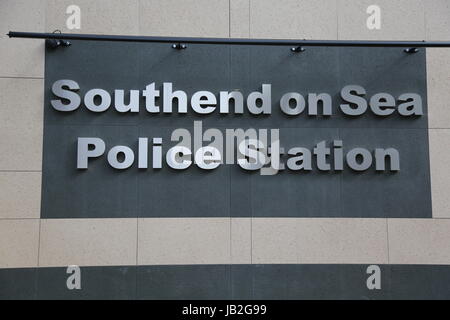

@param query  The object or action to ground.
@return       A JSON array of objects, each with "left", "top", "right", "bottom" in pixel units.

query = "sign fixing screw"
[
  {"left": 172, "top": 43, "right": 187, "bottom": 50},
  {"left": 404, "top": 48, "right": 419, "bottom": 53},
  {"left": 291, "top": 46, "right": 305, "bottom": 53}
]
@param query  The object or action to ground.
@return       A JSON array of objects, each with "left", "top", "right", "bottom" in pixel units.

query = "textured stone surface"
[
  {"left": 0, "top": 172, "right": 41, "bottom": 219},
  {"left": 0, "top": 219, "right": 39, "bottom": 268},
  {"left": 39, "top": 219, "right": 137, "bottom": 267}
]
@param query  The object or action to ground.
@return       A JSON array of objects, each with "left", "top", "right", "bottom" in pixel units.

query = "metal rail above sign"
[{"left": 8, "top": 31, "right": 450, "bottom": 53}]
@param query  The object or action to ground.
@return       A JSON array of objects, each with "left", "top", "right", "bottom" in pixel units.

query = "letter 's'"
[
  {"left": 51, "top": 79, "right": 81, "bottom": 112},
  {"left": 340, "top": 85, "right": 367, "bottom": 116}
]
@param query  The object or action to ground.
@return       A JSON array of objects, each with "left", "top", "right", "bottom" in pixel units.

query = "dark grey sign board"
[{"left": 42, "top": 41, "right": 432, "bottom": 218}]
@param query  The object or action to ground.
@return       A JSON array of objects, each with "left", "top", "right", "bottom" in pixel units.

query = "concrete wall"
[{"left": 1, "top": 0, "right": 450, "bottom": 298}]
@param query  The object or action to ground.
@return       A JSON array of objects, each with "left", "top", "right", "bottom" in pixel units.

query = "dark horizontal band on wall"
[
  {"left": 1, "top": 264, "right": 450, "bottom": 300},
  {"left": 8, "top": 31, "right": 450, "bottom": 47}
]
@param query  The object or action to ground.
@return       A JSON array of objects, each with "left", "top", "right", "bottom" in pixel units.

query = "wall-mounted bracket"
[
  {"left": 45, "top": 38, "right": 71, "bottom": 49},
  {"left": 404, "top": 48, "right": 419, "bottom": 53},
  {"left": 291, "top": 46, "right": 306, "bottom": 53},
  {"left": 172, "top": 43, "right": 187, "bottom": 50},
  {"left": 45, "top": 30, "right": 71, "bottom": 49}
]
